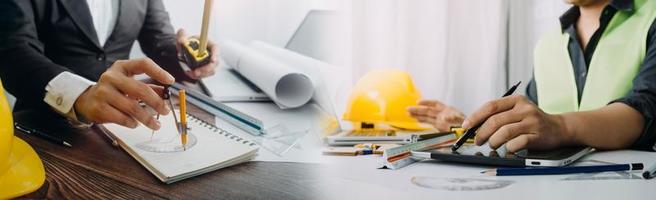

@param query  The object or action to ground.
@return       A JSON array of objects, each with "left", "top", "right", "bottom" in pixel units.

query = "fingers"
[
  {"left": 475, "top": 109, "right": 525, "bottom": 146},
  {"left": 408, "top": 100, "right": 465, "bottom": 132},
  {"left": 207, "top": 38, "right": 219, "bottom": 60},
  {"left": 190, "top": 39, "right": 218, "bottom": 79},
  {"left": 413, "top": 115, "right": 436, "bottom": 125},
  {"left": 408, "top": 100, "right": 448, "bottom": 117},
  {"left": 505, "top": 134, "right": 539, "bottom": 153},
  {"left": 97, "top": 104, "right": 138, "bottom": 128},
  {"left": 121, "top": 78, "right": 169, "bottom": 115},
  {"left": 487, "top": 122, "right": 530, "bottom": 149},
  {"left": 176, "top": 27, "right": 218, "bottom": 80},
  {"left": 407, "top": 105, "right": 440, "bottom": 117},
  {"left": 462, "top": 95, "right": 523, "bottom": 129},
  {"left": 100, "top": 71, "right": 169, "bottom": 115},
  {"left": 117, "top": 59, "right": 175, "bottom": 85},
  {"left": 148, "top": 84, "right": 166, "bottom": 98},
  {"left": 176, "top": 29, "right": 188, "bottom": 44},
  {"left": 444, "top": 111, "right": 465, "bottom": 123},
  {"left": 188, "top": 64, "right": 216, "bottom": 79},
  {"left": 418, "top": 100, "right": 446, "bottom": 109},
  {"left": 105, "top": 87, "right": 161, "bottom": 130}
]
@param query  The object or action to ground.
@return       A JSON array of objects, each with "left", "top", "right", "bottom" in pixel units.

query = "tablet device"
[{"left": 413, "top": 144, "right": 593, "bottom": 167}]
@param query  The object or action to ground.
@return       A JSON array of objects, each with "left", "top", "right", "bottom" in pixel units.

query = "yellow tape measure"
[
  {"left": 182, "top": 38, "right": 211, "bottom": 69},
  {"left": 181, "top": 0, "right": 213, "bottom": 70}
]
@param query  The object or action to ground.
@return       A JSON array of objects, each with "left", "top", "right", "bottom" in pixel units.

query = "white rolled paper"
[
  {"left": 248, "top": 41, "right": 339, "bottom": 117},
  {"left": 221, "top": 41, "right": 314, "bottom": 109}
]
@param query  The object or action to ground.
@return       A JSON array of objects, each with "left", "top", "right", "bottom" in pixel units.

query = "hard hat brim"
[{"left": 0, "top": 137, "right": 45, "bottom": 199}]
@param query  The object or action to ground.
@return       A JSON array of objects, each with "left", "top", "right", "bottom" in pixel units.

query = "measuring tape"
[{"left": 181, "top": 0, "right": 213, "bottom": 70}]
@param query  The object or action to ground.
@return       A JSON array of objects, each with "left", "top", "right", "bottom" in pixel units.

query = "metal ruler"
[
  {"left": 381, "top": 133, "right": 457, "bottom": 170},
  {"left": 170, "top": 83, "right": 265, "bottom": 136}
]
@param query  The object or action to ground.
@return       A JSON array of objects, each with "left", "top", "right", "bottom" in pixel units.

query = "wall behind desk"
[
  {"left": 130, "top": 0, "right": 346, "bottom": 58},
  {"left": 127, "top": 0, "right": 572, "bottom": 118}
]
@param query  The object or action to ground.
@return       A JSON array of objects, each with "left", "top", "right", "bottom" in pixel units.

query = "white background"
[{"left": 129, "top": 0, "right": 571, "bottom": 116}]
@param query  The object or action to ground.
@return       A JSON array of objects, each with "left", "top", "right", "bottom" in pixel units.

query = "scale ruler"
[
  {"left": 381, "top": 133, "right": 457, "bottom": 170},
  {"left": 170, "top": 83, "right": 265, "bottom": 136}
]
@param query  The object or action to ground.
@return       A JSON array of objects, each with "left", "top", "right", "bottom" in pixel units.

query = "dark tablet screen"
[{"left": 425, "top": 144, "right": 589, "bottom": 167}]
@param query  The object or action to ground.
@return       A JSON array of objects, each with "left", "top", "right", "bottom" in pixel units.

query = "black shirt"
[{"left": 525, "top": 0, "right": 656, "bottom": 151}]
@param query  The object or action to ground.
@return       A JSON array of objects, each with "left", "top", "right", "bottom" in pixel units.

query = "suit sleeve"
[
  {"left": 137, "top": 0, "right": 189, "bottom": 81},
  {"left": 0, "top": 0, "right": 71, "bottom": 105}
]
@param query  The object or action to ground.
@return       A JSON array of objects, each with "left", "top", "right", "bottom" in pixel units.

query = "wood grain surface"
[{"left": 14, "top": 93, "right": 322, "bottom": 200}]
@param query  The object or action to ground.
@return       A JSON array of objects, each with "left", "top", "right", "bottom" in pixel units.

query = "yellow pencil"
[{"left": 179, "top": 89, "right": 188, "bottom": 150}]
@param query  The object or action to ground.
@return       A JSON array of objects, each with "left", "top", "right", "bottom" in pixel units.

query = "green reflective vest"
[{"left": 533, "top": 0, "right": 656, "bottom": 114}]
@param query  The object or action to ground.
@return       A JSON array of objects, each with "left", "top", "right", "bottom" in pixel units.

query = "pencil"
[
  {"left": 180, "top": 89, "right": 188, "bottom": 150},
  {"left": 482, "top": 163, "right": 644, "bottom": 176}
]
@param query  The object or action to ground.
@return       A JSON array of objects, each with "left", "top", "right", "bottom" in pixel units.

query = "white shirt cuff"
[{"left": 44, "top": 72, "right": 96, "bottom": 114}]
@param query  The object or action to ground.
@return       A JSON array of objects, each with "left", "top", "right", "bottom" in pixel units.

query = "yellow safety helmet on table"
[
  {"left": 343, "top": 69, "right": 431, "bottom": 131},
  {"left": 0, "top": 82, "right": 45, "bottom": 199}
]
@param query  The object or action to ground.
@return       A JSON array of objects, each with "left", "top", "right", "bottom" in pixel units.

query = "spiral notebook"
[{"left": 103, "top": 112, "right": 259, "bottom": 183}]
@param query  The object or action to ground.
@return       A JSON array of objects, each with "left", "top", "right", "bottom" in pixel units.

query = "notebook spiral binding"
[{"left": 187, "top": 113, "right": 258, "bottom": 147}]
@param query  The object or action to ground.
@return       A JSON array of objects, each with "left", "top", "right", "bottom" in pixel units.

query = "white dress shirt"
[{"left": 43, "top": 0, "right": 119, "bottom": 119}]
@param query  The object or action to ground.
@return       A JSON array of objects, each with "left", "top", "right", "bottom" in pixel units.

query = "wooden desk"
[{"left": 14, "top": 101, "right": 321, "bottom": 199}]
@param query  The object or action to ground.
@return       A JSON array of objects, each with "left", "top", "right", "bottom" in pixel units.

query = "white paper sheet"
[
  {"left": 221, "top": 40, "right": 314, "bottom": 109},
  {"left": 104, "top": 112, "right": 258, "bottom": 183}
]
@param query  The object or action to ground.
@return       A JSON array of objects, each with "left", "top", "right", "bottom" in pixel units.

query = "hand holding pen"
[
  {"left": 452, "top": 82, "right": 521, "bottom": 151},
  {"left": 456, "top": 81, "right": 573, "bottom": 153}
]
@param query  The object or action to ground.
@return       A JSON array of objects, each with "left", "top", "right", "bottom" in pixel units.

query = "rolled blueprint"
[
  {"left": 221, "top": 40, "right": 314, "bottom": 109},
  {"left": 248, "top": 41, "right": 338, "bottom": 120}
]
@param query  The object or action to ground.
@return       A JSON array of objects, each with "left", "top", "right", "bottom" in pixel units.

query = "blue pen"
[{"left": 483, "top": 163, "right": 644, "bottom": 176}]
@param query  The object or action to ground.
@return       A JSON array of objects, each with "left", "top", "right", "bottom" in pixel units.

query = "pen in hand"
[{"left": 451, "top": 81, "right": 521, "bottom": 152}]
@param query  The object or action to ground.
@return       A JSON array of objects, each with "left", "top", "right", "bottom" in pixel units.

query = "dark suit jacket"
[{"left": 0, "top": 0, "right": 188, "bottom": 114}]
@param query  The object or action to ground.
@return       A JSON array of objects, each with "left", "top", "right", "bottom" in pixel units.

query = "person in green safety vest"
[{"left": 409, "top": 0, "right": 656, "bottom": 152}]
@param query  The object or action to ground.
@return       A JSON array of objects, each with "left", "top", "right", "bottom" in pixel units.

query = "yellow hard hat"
[
  {"left": 0, "top": 82, "right": 45, "bottom": 198},
  {"left": 343, "top": 69, "right": 430, "bottom": 131}
]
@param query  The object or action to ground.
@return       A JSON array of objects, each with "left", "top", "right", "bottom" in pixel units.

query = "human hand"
[
  {"left": 176, "top": 28, "right": 218, "bottom": 80},
  {"left": 407, "top": 100, "right": 465, "bottom": 131},
  {"left": 463, "top": 95, "right": 574, "bottom": 152},
  {"left": 74, "top": 58, "right": 174, "bottom": 130}
]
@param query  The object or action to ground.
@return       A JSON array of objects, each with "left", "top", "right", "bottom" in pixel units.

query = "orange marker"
[{"left": 179, "top": 90, "right": 188, "bottom": 150}]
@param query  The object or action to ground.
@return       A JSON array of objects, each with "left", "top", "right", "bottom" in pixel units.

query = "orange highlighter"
[{"left": 179, "top": 90, "right": 188, "bottom": 150}]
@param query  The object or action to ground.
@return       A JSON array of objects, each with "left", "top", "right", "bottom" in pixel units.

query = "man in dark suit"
[{"left": 0, "top": 0, "right": 217, "bottom": 131}]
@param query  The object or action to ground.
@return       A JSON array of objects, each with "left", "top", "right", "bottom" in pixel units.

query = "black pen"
[
  {"left": 15, "top": 122, "right": 72, "bottom": 147},
  {"left": 451, "top": 81, "right": 521, "bottom": 152}
]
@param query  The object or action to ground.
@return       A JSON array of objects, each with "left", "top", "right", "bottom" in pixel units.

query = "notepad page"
[{"left": 104, "top": 112, "right": 258, "bottom": 183}]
